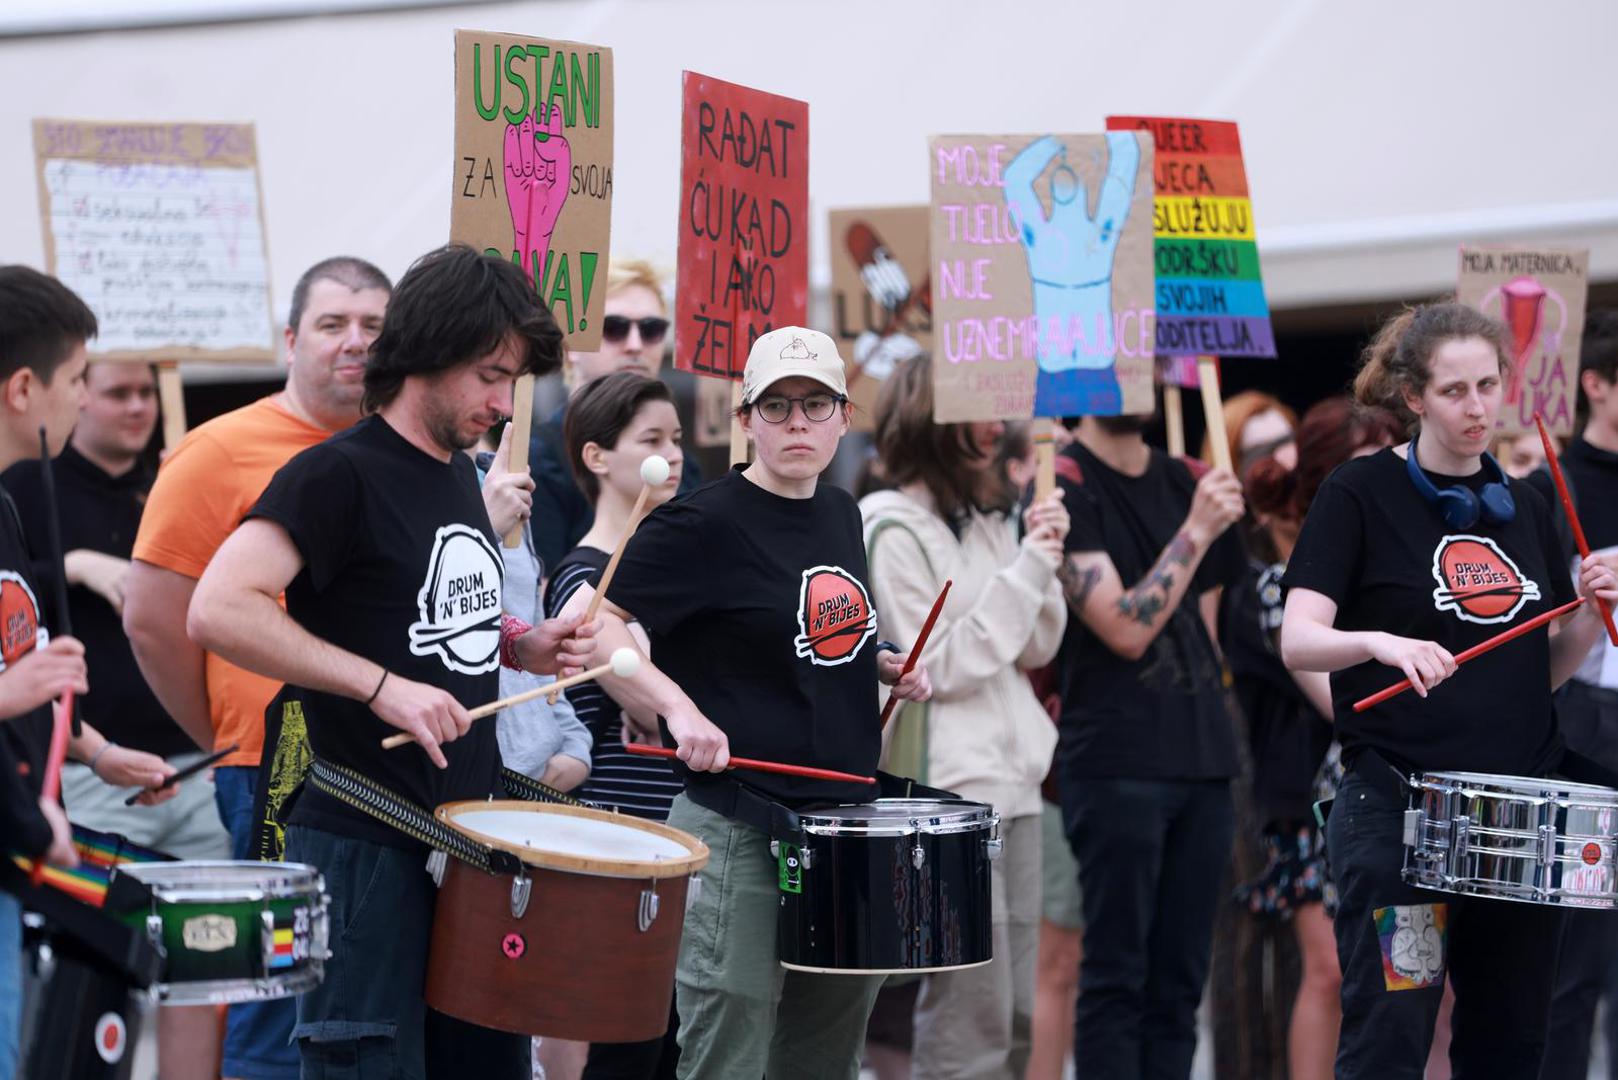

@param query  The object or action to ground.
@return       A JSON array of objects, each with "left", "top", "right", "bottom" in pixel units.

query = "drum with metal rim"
[
  {"left": 778, "top": 798, "right": 999, "bottom": 974},
  {"left": 426, "top": 800, "right": 708, "bottom": 1042},
  {"left": 1403, "top": 770, "right": 1618, "bottom": 907}
]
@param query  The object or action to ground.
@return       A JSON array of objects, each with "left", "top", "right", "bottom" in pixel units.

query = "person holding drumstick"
[
  {"left": 555, "top": 326, "right": 932, "bottom": 1080},
  {"left": 189, "top": 245, "right": 596, "bottom": 1080},
  {"left": 1280, "top": 302, "right": 1618, "bottom": 1078}
]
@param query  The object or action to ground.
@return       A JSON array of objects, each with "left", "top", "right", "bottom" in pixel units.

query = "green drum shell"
[{"left": 115, "top": 861, "right": 328, "bottom": 1005}]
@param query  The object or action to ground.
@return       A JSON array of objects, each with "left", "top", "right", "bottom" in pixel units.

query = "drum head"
[
  {"left": 799, "top": 798, "right": 992, "bottom": 836},
  {"left": 115, "top": 861, "right": 321, "bottom": 901},
  {"left": 1421, "top": 771, "right": 1618, "bottom": 804},
  {"left": 436, "top": 800, "right": 708, "bottom": 879}
]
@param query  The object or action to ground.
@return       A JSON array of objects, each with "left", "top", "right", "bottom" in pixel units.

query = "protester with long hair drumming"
[
  {"left": 554, "top": 327, "right": 932, "bottom": 1080},
  {"left": 1280, "top": 303, "right": 1618, "bottom": 1078},
  {"left": 860, "top": 355, "right": 1067, "bottom": 1080}
]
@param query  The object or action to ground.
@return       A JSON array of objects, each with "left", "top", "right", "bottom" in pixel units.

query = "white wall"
[{"left": 2, "top": 0, "right": 1614, "bottom": 339}]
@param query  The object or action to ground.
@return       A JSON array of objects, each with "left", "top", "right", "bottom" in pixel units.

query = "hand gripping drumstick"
[
  {"left": 1535, "top": 413, "right": 1618, "bottom": 645},
  {"left": 1351, "top": 597, "right": 1584, "bottom": 713},
  {"left": 625, "top": 742, "right": 875, "bottom": 786},
  {"left": 382, "top": 648, "right": 641, "bottom": 749},
  {"left": 878, "top": 580, "right": 952, "bottom": 730}
]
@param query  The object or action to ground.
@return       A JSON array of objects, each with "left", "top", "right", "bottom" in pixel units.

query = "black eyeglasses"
[
  {"left": 600, "top": 315, "right": 670, "bottom": 345},
  {"left": 753, "top": 393, "right": 846, "bottom": 424}
]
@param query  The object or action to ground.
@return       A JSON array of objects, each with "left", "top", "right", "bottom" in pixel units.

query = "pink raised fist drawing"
[{"left": 503, "top": 101, "right": 572, "bottom": 282}]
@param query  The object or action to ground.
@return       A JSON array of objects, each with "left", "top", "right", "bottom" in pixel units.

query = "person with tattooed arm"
[{"left": 1050, "top": 407, "right": 1246, "bottom": 1080}]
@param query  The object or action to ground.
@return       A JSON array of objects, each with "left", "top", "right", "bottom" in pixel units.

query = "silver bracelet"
[{"left": 87, "top": 740, "right": 117, "bottom": 777}]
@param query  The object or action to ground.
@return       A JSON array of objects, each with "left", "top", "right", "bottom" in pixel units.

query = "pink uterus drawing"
[{"left": 1484, "top": 276, "right": 1565, "bottom": 407}]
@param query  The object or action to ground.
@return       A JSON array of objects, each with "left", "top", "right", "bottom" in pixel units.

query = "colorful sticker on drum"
[
  {"left": 93, "top": 1012, "right": 126, "bottom": 1064},
  {"left": 778, "top": 843, "right": 803, "bottom": 894},
  {"left": 267, "top": 905, "right": 312, "bottom": 971},
  {"left": 1374, "top": 903, "right": 1447, "bottom": 991}
]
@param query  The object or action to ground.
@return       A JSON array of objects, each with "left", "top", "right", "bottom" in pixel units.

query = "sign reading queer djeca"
[
  {"left": 1107, "top": 115, "right": 1275, "bottom": 360},
  {"left": 33, "top": 118, "right": 276, "bottom": 361},
  {"left": 453, "top": 29, "right": 614, "bottom": 350},
  {"left": 928, "top": 132, "right": 1157, "bottom": 423},
  {"left": 675, "top": 71, "right": 808, "bottom": 381}
]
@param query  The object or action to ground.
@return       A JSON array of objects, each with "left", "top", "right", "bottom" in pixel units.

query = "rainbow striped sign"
[{"left": 1106, "top": 116, "right": 1275, "bottom": 359}]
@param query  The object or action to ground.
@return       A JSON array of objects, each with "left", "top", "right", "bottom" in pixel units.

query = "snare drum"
[
  {"left": 1403, "top": 771, "right": 1618, "bottom": 907},
  {"left": 426, "top": 800, "right": 709, "bottom": 1042},
  {"left": 114, "top": 861, "right": 329, "bottom": 1004},
  {"left": 779, "top": 798, "right": 999, "bottom": 974}
]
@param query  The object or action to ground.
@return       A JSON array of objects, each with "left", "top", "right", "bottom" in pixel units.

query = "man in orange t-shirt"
[{"left": 124, "top": 256, "right": 391, "bottom": 1080}]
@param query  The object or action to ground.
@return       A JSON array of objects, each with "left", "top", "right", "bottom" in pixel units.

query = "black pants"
[
  {"left": 1540, "top": 680, "right": 1618, "bottom": 1080},
  {"left": 1327, "top": 765, "right": 1563, "bottom": 1079},
  {"left": 582, "top": 1000, "right": 680, "bottom": 1080},
  {"left": 1063, "top": 777, "right": 1234, "bottom": 1080}
]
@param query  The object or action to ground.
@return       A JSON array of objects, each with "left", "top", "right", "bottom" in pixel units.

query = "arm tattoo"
[
  {"left": 1116, "top": 530, "right": 1195, "bottom": 627},
  {"left": 1058, "top": 557, "right": 1102, "bottom": 615}
]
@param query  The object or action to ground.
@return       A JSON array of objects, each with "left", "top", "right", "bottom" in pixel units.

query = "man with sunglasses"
[{"left": 529, "top": 259, "right": 705, "bottom": 574}]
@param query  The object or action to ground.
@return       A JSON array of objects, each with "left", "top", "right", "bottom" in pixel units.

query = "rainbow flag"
[
  {"left": 1106, "top": 116, "right": 1275, "bottom": 359},
  {"left": 10, "top": 823, "right": 174, "bottom": 907}
]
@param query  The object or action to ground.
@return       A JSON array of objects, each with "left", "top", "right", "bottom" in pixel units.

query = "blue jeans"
[
  {"left": 1062, "top": 777, "right": 1234, "bottom": 1080},
  {"left": 0, "top": 891, "right": 19, "bottom": 1080},
  {"left": 214, "top": 764, "right": 300, "bottom": 1079}
]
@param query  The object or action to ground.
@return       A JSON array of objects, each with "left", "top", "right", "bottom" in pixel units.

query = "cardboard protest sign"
[
  {"left": 829, "top": 205, "right": 932, "bottom": 428},
  {"left": 453, "top": 29, "right": 613, "bottom": 349},
  {"left": 33, "top": 119, "right": 275, "bottom": 361},
  {"left": 676, "top": 71, "right": 808, "bottom": 381},
  {"left": 928, "top": 133, "right": 1156, "bottom": 423},
  {"left": 1107, "top": 116, "right": 1275, "bottom": 360},
  {"left": 1457, "top": 246, "right": 1588, "bottom": 437}
]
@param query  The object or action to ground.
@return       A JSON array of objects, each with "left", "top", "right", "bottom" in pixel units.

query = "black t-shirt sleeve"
[
  {"left": 1282, "top": 470, "right": 1365, "bottom": 605},
  {"left": 247, "top": 445, "right": 362, "bottom": 592},
  {"left": 605, "top": 499, "right": 714, "bottom": 633}
]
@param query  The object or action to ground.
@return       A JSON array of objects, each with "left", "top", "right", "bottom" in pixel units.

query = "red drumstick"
[
  {"left": 625, "top": 742, "right": 873, "bottom": 785},
  {"left": 1535, "top": 413, "right": 1618, "bottom": 646},
  {"left": 1352, "top": 597, "right": 1584, "bottom": 713},
  {"left": 879, "top": 580, "right": 951, "bottom": 730},
  {"left": 31, "top": 692, "right": 73, "bottom": 885}
]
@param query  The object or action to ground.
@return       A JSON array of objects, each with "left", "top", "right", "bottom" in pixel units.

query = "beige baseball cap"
[{"left": 739, "top": 327, "right": 849, "bottom": 405}]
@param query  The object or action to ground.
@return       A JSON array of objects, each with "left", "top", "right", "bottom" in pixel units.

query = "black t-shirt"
[
  {"left": 1054, "top": 442, "right": 1245, "bottom": 781},
  {"left": 0, "top": 488, "right": 55, "bottom": 863},
  {"left": 1525, "top": 437, "right": 1618, "bottom": 562},
  {"left": 545, "top": 546, "right": 681, "bottom": 819},
  {"left": 605, "top": 466, "right": 882, "bottom": 808},
  {"left": 1221, "top": 557, "right": 1332, "bottom": 825},
  {"left": 250, "top": 415, "right": 505, "bottom": 848},
  {"left": 1284, "top": 447, "right": 1575, "bottom": 776},
  {"left": 4, "top": 446, "right": 189, "bottom": 756}
]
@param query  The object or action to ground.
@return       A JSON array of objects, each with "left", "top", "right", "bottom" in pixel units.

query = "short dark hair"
[
  {"left": 1578, "top": 310, "right": 1618, "bottom": 431},
  {"left": 0, "top": 266, "right": 98, "bottom": 385},
  {"left": 363, "top": 245, "right": 562, "bottom": 412},
  {"left": 287, "top": 256, "right": 392, "bottom": 332},
  {"left": 564, "top": 371, "right": 673, "bottom": 503}
]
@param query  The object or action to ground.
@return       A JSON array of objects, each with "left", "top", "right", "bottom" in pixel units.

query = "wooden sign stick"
[
  {"left": 729, "top": 380, "right": 748, "bottom": 466},
  {"left": 1197, "top": 356, "right": 1232, "bottom": 471},
  {"left": 1032, "top": 418, "right": 1056, "bottom": 501},
  {"left": 503, "top": 374, "right": 536, "bottom": 547},
  {"left": 1163, "top": 383, "right": 1185, "bottom": 459},
  {"left": 156, "top": 362, "right": 187, "bottom": 451}
]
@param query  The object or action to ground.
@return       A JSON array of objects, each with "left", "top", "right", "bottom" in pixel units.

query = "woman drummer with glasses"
[{"left": 553, "top": 327, "right": 933, "bottom": 1080}]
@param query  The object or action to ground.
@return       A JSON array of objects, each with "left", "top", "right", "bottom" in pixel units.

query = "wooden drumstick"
[
  {"left": 1352, "top": 597, "right": 1584, "bottom": 713},
  {"left": 382, "top": 649, "right": 641, "bottom": 749},
  {"left": 625, "top": 742, "right": 874, "bottom": 785},
  {"left": 583, "top": 455, "right": 669, "bottom": 625},
  {"left": 879, "top": 580, "right": 951, "bottom": 730},
  {"left": 1535, "top": 413, "right": 1618, "bottom": 646}
]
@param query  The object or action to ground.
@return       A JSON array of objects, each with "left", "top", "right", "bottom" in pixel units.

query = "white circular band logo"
[{"left": 409, "top": 525, "right": 503, "bottom": 674}]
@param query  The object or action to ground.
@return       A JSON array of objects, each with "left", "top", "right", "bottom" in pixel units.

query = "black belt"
[{"left": 305, "top": 758, "right": 591, "bottom": 875}]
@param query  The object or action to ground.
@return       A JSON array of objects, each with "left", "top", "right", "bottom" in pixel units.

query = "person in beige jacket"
[{"left": 861, "top": 355, "right": 1068, "bottom": 1080}]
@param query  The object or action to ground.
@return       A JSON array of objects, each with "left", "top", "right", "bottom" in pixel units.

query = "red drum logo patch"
[
  {"left": 793, "top": 566, "right": 878, "bottom": 667},
  {"left": 1430, "top": 534, "right": 1540, "bottom": 625},
  {"left": 0, "top": 571, "right": 40, "bottom": 670}
]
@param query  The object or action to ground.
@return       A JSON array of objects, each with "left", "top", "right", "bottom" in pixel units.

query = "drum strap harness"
[{"left": 306, "top": 758, "right": 590, "bottom": 875}]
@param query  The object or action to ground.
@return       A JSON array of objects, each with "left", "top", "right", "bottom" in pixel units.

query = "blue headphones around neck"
[{"left": 1404, "top": 432, "right": 1516, "bottom": 529}]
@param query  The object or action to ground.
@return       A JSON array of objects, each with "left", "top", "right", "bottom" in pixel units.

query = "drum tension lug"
[
  {"left": 912, "top": 843, "right": 925, "bottom": 870},
  {"left": 638, "top": 880, "right": 659, "bottom": 933},
  {"left": 426, "top": 849, "right": 447, "bottom": 888},
  {"left": 260, "top": 910, "right": 277, "bottom": 975},
  {"left": 1402, "top": 809, "right": 1424, "bottom": 849},
  {"left": 769, "top": 840, "right": 779, "bottom": 859},
  {"left": 510, "top": 871, "right": 532, "bottom": 920},
  {"left": 144, "top": 913, "right": 167, "bottom": 959}
]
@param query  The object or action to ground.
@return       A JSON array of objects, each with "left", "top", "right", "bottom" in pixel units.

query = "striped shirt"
[{"left": 545, "top": 547, "right": 683, "bottom": 821}]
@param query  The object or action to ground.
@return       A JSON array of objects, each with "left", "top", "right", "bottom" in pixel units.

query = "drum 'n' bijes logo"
[
  {"left": 0, "top": 570, "right": 40, "bottom": 669},
  {"left": 1430, "top": 534, "right": 1540, "bottom": 625},
  {"left": 409, "top": 525, "right": 503, "bottom": 674},
  {"left": 793, "top": 565, "right": 877, "bottom": 667}
]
